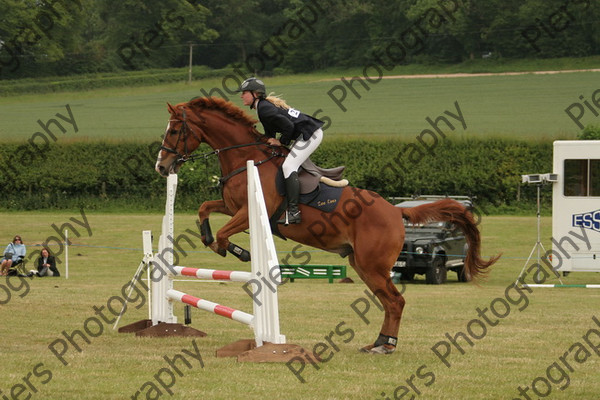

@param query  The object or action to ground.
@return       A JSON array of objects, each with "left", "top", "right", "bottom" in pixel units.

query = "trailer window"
[
  {"left": 564, "top": 159, "right": 600, "bottom": 197},
  {"left": 591, "top": 160, "right": 600, "bottom": 196}
]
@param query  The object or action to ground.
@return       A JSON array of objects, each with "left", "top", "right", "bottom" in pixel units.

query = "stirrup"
[{"left": 277, "top": 210, "right": 301, "bottom": 225}]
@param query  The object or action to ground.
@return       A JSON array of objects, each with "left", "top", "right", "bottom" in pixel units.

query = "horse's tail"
[{"left": 399, "top": 199, "right": 500, "bottom": 281}]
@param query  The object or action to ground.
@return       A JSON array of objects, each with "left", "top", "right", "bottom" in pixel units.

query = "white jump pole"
[
  {"left": 171, "top": 266, "right": 252, "bottom": 282},
  {"left": 523, "top": 284, "right": 600, "bottom": 288},
  {"left": 167, "top": 289, "right": 254, "bottom": 326}
]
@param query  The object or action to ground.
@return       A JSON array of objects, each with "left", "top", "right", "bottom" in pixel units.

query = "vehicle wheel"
[
  {"left": 426, "top": 257, "right": 447, "bottom": 284},
  {"left": 456, "top": 265, "right": 471, "bottom": 282}
]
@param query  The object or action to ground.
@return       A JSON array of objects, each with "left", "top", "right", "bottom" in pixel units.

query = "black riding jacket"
[{"left": 256, "top": 99, "right": 324, "bottom": 146}]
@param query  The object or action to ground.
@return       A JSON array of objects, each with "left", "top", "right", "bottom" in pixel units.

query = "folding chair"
[{"left": 7, "top": 258, "right": 27, "bottom": 277}]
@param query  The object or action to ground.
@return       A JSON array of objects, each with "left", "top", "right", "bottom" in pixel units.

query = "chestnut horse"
[{"left": 155, "top": 97, "right": 498, "bottom": 354}]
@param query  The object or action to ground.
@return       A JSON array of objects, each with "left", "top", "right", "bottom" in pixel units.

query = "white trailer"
[{"left": 552, "top": 140, "right": 600, "bottom": 273}]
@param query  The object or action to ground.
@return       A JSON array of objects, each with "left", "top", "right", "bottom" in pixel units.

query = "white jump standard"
[{"left": 119, "top": 161, "right": 307, "bottom": 362}]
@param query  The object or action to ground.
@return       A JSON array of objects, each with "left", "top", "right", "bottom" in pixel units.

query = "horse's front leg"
[
  {"left": 198, "top": 200, "right": 232, "bottom": 255},
  {"left": 215, "top": 207, "right": 251, "bottom": 262}
]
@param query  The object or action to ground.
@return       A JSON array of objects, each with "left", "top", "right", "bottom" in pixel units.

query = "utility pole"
[{"left": 188, "top": 42, "right": 194, "bottom": 84}]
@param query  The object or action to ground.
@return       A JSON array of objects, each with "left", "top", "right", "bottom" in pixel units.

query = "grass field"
[
  {"left": 0, "top": 68, "right": 598, "bottom": 143},
  {"left": 1, "top": 210, "right": 599, "bottom": 400},
  {"left": 1, "top": 61, "right": 599, "bottom": 399}
]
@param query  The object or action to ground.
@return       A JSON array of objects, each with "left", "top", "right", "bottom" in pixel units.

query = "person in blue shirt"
[
  {"left": 1, "top": 235, "right": 26, "bottom": 276},
  {"left": 237, "top": 77, "right": 324, "bottom": 225}
]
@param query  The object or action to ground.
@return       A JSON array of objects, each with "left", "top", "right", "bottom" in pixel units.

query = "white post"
[
  {"left": 64, "top": 229, "right": 69, "bottom": 279},
  {"left": 247, "top": 160, "right": 285, "bottom": 346},
  {"left": 152, "top": 174, "right": 178, "bottom": 325},
  {"left": 142, "top": 230, "right": 153, "bottom": 321}
]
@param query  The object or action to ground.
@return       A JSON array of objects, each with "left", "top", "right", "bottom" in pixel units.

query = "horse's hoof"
[
  {"left": 239, "top": 251, "right": 251, "bottom": 262},
  {"left": 208, "top": 242, "right": 226, "bottom": 257},
  {"left": 359, "top": 344, "right": 374, "bottom": 353},
  {"left": 359, "top": 344, "right": 395, "bottom": 355}
]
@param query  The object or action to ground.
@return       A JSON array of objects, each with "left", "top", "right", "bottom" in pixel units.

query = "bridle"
[
  {"left": 160, "top": 108, "right": 204, "bottom": 162},
  {"left": 160, "top": 108, "right": 285, "bottom": 185}
]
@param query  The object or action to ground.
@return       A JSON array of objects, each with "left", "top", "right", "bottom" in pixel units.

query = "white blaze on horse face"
[{"left": 155, "top": 120, "right": 172, "bottom": 174}]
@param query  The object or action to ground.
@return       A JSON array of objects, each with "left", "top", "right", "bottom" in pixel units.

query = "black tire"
[
  {"left": 456, "top": 264, "right": 471, "bottom": 282},
  {"left": 426, "top": 257, "right": 447, "bottom": 284}
]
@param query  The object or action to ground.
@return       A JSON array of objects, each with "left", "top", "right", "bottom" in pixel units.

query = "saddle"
[
  {"left": 277, "top": 158, "right": 348, "bottom": 195},
  {"left": 271, "top": 159, "right": 348, "bottom": 239}
]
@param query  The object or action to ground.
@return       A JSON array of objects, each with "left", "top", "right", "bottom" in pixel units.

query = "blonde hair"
[{"left": 265, "top": 92, "right": 291, "bottom": 110}]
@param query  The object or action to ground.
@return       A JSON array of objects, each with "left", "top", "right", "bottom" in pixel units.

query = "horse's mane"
[{"left": 187, "top": 97, "right": 258, "bottom": 128}]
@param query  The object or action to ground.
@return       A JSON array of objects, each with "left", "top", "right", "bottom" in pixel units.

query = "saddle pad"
[
  {"left": 269, "top": 183, "right": 344, "bottom": 240},
  {"left": 275, "top": 168, "right": 344, "bottom": 213},
  {"left": 300, "top": 183, "right": 343, "bottom": 213}
]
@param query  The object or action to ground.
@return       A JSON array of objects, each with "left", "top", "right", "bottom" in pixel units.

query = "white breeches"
[{"left": 282, "top": 128, "right": 323, "bottom": 178}]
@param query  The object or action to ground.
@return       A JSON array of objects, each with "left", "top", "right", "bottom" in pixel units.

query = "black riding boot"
[{"left": 278, "top": 172, "right": 301, "bottom": 225}]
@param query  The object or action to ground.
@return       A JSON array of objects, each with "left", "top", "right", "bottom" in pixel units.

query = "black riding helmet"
[{"left": 237, "top": 77, "right": 266, "bottom": 97}]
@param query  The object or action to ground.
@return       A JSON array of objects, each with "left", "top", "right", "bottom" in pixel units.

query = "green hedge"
[
  {"left": 0, "top": 139, "right": 553, "bottom": 211},
  {"left": 311, "top": 138, "right": 552, "bottom": 202},
  {"left": 0, "top": 66, "right": 230, "bottom": 96},
  {"left": 0, "top": 141, "right": 221, "bottom": 210}
]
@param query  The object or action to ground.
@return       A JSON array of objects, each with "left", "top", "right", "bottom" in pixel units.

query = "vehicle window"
[
  {"left": 564, "top": 159, "right": 597, "bottom": 197},
  {"left": 591, "top": 160, "right": 600, "bottom": 196}
]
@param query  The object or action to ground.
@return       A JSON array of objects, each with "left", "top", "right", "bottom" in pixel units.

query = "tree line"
[{"left": 1, "top": 0, "right": 599, "bottom": 80}]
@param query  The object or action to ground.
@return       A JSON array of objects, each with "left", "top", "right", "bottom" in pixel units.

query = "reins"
[
  {"left": 184, "top": 141, "right": 285, "bottom": 186},
  {"left": 216, "top": 148, "right": 283, "bottom": 185},
  {"left": 182, "top": 141, "right": 264, "bottom": 163}
]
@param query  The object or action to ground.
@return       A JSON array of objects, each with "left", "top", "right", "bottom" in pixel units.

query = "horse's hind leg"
[{"left": 349, "top": 252, "right": 405, "bottom": 354}]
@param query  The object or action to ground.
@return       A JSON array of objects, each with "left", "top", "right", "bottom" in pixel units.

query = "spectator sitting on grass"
[{"left": 29, "top": 247, "right": 60, "bottom": 277}]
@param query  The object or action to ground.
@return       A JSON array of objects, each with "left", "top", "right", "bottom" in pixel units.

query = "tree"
[
  {"left": 0, "top": 0, "right": 86, "bottom": 77},
  {"left": 199, "top": 0, "right": 286, "bottom": 70},
  {"left": 99, "top": 0, "right": 217, "bottom": 70}
]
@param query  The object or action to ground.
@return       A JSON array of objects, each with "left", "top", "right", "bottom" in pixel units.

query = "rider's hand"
[{"left": 267, "top": 138, "right": 281, "bottom": 146}]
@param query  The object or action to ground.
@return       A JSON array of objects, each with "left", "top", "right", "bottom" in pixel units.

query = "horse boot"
[{"left": 278, "top": 171, "right": 301, "bottom": 225}]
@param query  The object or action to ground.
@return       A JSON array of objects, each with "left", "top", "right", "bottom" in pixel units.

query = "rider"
[{"left": 237, "top": 77, "right": 324, "bottom": 225}]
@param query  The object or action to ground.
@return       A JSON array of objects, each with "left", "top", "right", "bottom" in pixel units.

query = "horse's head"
[
  {"left": 155, "top": 97, "right": 262, "bottom": 177},
  {"left": 155, "top": 102, "right": 204, "bottom": 177}
]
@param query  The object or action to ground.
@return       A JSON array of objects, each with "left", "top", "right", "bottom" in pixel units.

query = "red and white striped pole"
[
  {"left": 171, "top": 266, "right": 252, "bottom": 282},
  {"left": 167, "top": 289, "right": 254, "bottom": 326}
]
